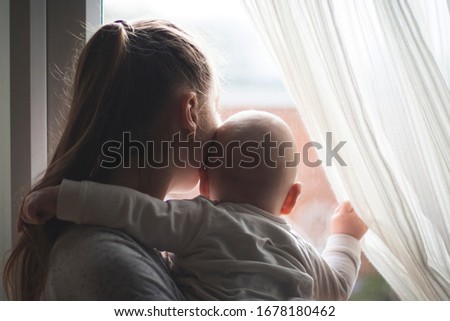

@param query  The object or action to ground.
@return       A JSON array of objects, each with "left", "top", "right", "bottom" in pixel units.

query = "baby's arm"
[
  {"left": 24, "top": 180, "right": 206, "bottom": 253},
  {"left": 308, "top": 201, "right": 367, "bottom": 300},
  {"left": 60, "top": 180, "right": 208, "bottom": 253}
]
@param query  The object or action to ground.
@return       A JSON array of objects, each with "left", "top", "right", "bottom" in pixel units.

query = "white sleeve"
[
  {"left": 56, "top": 179, "right": 205, "bottom": 254},
  {"left": 306, "top": 234, "right": 362, "bottom": 300}
]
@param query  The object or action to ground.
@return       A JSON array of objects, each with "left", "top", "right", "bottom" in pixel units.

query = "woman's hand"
[
  {"left": 19, "top": 186, "right": 61, "bottom": 232},
  {"left": 330, "top": 201, "right": 368, "bottom": 240}
]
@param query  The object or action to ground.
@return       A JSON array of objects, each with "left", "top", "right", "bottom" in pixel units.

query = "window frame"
[
  {"left": 0, "top": 0, "right": 11, "bottom": 300},
  {"left": 2, "top": 0, "right": 101, "bottom": 299}
]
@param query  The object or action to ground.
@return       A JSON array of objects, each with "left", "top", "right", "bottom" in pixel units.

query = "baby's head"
[{"left": 200, "top": 110, "right": 301, "bottom": 215}]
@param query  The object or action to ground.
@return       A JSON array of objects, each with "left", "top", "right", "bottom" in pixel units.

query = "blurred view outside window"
[{"left": 103, "top": 0, "right": 398, "bottom": 300}]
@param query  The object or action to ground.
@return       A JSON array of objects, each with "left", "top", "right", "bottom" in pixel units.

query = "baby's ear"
[{"left": 280, "top": 183, "right": 301, "bottom": 215}]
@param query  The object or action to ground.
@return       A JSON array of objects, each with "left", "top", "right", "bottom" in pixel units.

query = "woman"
[{"left": 4, "top": 20, "right": 220, "bottom": 300}]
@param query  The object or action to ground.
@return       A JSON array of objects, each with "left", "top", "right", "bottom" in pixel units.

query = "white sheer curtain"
[{"left": 243, "top": 0, "right": 450, "bottom": 300}]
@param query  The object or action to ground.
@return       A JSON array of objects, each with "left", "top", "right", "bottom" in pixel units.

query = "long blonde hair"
[{"left": 3, "top": 20, "right": 214, "bottom": 300}]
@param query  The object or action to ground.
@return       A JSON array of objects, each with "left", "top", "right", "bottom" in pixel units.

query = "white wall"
[{"left": 0, "top": 0, "right": 11, "bottom": 301}]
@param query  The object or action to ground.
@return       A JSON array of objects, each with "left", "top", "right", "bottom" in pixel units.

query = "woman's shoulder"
[
  {"left": 44, "top": 225, "right": 184, "bottom": 300},
  {"left": 51, "top": 225, "right": 146, "bottom": 257}
]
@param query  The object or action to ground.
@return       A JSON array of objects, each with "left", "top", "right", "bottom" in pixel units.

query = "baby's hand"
[
  {"left": 330, "top": 201, "right": 368, "bottom": 240},
  {"left": 19, "top": 186, "right": 60, "bottom": 231}
]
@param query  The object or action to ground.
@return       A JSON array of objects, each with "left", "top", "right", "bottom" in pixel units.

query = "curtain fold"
[{"left": 243, "top": 0, "right": 450, "bottom": 300}]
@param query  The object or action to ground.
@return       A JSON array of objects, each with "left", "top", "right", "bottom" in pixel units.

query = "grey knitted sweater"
[{"left": 43, "top": 225, "right": 184, "bottom": 300}]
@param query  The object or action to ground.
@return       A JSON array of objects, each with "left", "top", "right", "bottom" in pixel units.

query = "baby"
[{"left": 22, "top": 111, "right": 367, "bottom": 300}]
